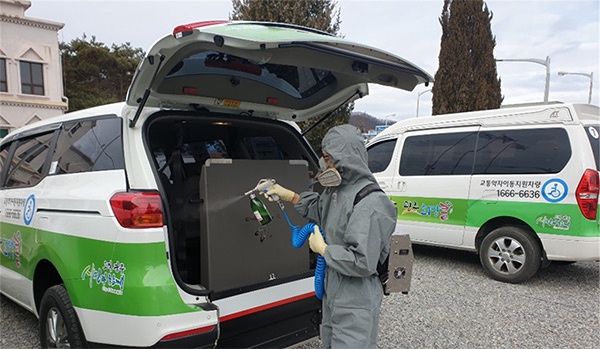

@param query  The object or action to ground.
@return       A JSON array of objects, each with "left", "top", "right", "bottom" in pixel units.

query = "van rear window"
[
  {"left": 585, "top": 126, "right": 599, "bottom": 170},
  {"left": 51, "top": 117, "right": 124, "bottom": 174},
  {"left": 164, "top": 51, "right": 334, "bottom": 99}
]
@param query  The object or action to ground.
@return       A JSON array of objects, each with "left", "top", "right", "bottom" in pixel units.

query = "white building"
[{"left": 0, "top": 0, "right": 67, "bottom": 138}]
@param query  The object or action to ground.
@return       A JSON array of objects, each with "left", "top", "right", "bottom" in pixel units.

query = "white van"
[
  {"left": 366, "top": 103, "right": 599, "bottom": 283},
  {"left": 0, "top": 21, "right": 432, "bottom": 348}
]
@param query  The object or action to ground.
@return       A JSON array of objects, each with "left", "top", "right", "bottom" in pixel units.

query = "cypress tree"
[
  {"left": 231, "top": 0, "right": 349, "bottom": 153},
  {"left": 432, "top": 0, "right": 502, "bottom": 115}
]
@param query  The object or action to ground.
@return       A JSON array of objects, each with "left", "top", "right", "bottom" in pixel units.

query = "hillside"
[{"left": 349, "top": 112, "right": 391, "bottom": 132}]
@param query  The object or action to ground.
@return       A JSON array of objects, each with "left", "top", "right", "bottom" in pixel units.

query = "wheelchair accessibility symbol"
[
  {"left": 541, "top": 179, "right": 568, "bottom": 203},
  {"left": 23, "top": 194, "right": 36, "bottom": 225}
]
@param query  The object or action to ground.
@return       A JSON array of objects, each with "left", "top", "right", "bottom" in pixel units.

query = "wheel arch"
[
  {"left": 33, "top": 259, "right": 63, "bottom": 315},
  {"left": 474, "top": 216, "right": 544, "bottom": 254}
]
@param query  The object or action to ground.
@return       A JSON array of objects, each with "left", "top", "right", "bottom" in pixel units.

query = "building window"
[
  {"left": 20, "top": 61, "right": 44, "bottom": 95},
  {"left": 0, "top": 58, "right": 7, "bottom": 92},
  {"left": 0, "top": 128, "right": 8, "bottom": 138}
]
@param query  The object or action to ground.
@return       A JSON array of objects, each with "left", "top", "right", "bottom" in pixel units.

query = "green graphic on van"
[
  {"left": 0, "top": 231, "right": 22, "bottom": 268},
  {"left": 535, "top": 214, "right": 571, "bottom": 231},
  {"left": 81, "top": 260, "right": 127, "bottom": 296},
  {"left": 401, "top": 199, "right": 454, "bottom": 221}
]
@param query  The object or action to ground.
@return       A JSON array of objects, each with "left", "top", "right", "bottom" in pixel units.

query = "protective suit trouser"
[{"left": 320, "top": 275, "right": 383, "bottom": 349}]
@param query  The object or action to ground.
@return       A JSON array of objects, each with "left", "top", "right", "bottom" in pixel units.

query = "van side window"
[
  {"left": 399, "top": 132, "right": 477, "bottom": 176},
  {"left": 474, "top": 128, "right": 571, "bottom": 174},
  {"left": 5, "top": 132, "right": 55, "bottom": 188},
  {"left": 367, "top": 139, "right": 397, "bottom": 173},
  {"left": 51, "top": 117, "right": 124, "bottom": 174}
]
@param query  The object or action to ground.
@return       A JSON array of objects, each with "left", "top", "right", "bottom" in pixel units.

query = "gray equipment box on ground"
[
  {"left": 199, "top": 159, "right": 311, "bottom": 293},
  {"left": 384, "top": 234, "right": 414, "bottom": 294}
]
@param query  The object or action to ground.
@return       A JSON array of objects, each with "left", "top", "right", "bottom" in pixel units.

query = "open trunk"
[{"left": 145, "top": 111, "right": 319, "bottom": 298}]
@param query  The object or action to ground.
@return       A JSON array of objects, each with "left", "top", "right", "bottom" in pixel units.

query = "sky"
[{"left": 26, "top": 0, "right": 600, "bottom": 122}]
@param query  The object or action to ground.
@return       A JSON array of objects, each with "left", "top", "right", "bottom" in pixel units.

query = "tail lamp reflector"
[
  {"left": 160, "top": 325, "right": 216, "bottom": 341},
  {"left": 110, "top": 192, "right": 163, "bottom": 228},
  {"left": 576, "top": 169, "right": 599, "bottom": 220}
]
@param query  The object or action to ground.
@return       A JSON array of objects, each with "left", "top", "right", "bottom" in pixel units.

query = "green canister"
[{"left": 249, "top": 193, "right": 272, "bottom": 225}]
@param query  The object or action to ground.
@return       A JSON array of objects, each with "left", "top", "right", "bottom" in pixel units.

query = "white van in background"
[
  {"left": 0, "top": 20, "right": 433, "bottom": 348},
  {"left": 366, "top": 103, "right": 599, "bottom": 283}
]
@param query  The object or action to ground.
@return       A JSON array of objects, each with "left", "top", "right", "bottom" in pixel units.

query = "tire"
[
  {"left": 39, "top": 284, "right": 87, "bottom": 348},
  {"left": 479, "top": 226, "right": 541, "bottom": 284}
]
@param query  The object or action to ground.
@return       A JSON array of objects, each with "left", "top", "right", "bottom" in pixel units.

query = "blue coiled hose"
[{"left": 282, "top": 211, "right": 326, "bottom": 300}]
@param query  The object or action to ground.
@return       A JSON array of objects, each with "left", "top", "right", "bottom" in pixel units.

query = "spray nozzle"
[
  {"left": 244, "top": 178, "right": 286, "bottom": 211},
  {"left": 244, "top": 178, "right": 278, "bottom": 200}
]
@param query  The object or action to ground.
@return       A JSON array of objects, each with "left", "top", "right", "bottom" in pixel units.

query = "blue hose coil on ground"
[{"left": 283, "top": 212, "right": 326, "bottom": 299}]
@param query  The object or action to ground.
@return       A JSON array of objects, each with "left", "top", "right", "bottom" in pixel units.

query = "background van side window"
[
  {"left": 399, "top": 132, "right": 477, "bottom": 176},
  {"left": 474, "top": 128, "right": 571, "bottom": 174},
  {"left": 5, "top": 132, "right": 55, "bottom": 188},
  {"left": 51, "top": 117, "right": 124, "bottom": 174},
  {"left": 367, "top": 139, "right": 397, "bottom": 173}
]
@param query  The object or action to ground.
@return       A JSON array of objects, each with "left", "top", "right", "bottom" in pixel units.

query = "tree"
[
  {"left": 60, "top": 35, "right": 145, "bottom": 112},
  {"left": 432, "top": 0, "right": 502, "bottom": 115},
  {"left": 231, "top": 0, "right": 351, "bottom": 153}
]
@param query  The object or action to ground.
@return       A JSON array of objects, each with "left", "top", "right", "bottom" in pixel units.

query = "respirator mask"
[{"left": 316, "top": 156, "right": 342, "bottom": 187}]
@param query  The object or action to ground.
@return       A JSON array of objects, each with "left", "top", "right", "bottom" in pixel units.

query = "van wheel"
[
  {"left": 39, "top": 284, "right": 87, "bottom": 348},
  {"left": 479, "top": 227, "right": 541, "bottom": 284}
]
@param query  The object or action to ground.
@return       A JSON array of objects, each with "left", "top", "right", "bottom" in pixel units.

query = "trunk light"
[
  {"left": 173, "top": 20, "right": 229, "bottom": 38},
  {"left": 576, "top": 169, "right": 599, "bottom": 220},
  {"left": 110, "top": 192, "right": 164, "bottom": 228},
  {"left": 266, "top": 97, "right": 279, "bottom": 105},
  {"left": 160, "top": 325, "right": 216, "bottom": 341}
]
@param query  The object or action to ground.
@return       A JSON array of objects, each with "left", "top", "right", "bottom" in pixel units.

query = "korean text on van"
[
  {"left": 367, "top": 103, "right": 599, "bottom": 283},
  {"left": 0, "top": 21, "right": 433, "bottom": 348}
]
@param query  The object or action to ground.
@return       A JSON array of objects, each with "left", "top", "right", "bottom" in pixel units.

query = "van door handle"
[
  {"left": 396, "top": 181, "right": 407, "bottom": 192},
  {"left": 378, "top": 182, "right": 388, "bottom": 190}
]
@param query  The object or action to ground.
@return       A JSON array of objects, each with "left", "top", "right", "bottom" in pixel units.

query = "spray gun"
[
  {"left": 244, "top": 179, "right": 284, "bottom": 226},
  {"left": 244, "top": 179, "right": 279, "bottom": 201}
]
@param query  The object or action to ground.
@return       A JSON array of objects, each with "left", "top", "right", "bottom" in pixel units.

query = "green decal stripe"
[
  {"left": 467, "top": 200, "right": 599, "bottom": 238},
  {"left": 390, "top": 196, "right": 599, "bottom": 238},
  {"left": 1, "top": 222, "right": 197, "bottom": 316},
  {"left": 391, "top": 196, "right": 468, "bottom": 227}
]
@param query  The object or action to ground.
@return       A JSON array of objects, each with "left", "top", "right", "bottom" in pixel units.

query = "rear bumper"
[
  {"left": 217, "top": 294, "right": 321, "bottom": 348},
  {"left": 541, "top": 234, "right": 600, "bottom": 261}
]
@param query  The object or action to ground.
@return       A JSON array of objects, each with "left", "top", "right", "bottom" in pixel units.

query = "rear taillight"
[
  {"left": 110, "top": 192, "right": 164, "bottom": 228},
  {"left": 576, "top": 169, "right": 599, "bottom": 220}
]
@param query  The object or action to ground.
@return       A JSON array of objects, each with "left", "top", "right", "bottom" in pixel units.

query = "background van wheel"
[
  {"left": 39, "top": 284, "right": 87, "bottom": 348},
  {"left": 479, "top": 226, "right": 541, "bottom": 284}
]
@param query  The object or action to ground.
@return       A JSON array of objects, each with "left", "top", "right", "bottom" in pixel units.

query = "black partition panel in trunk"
[{"left": 199, "top": 159, "right": 311, "bottom": 293}]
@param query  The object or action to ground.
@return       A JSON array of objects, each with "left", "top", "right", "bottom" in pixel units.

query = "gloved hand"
[
  {"left": 264, "top": 184, "right": 296, "bottom": 202},
  {"left": 309, "top": 226, "right": 328, "bottom": 256}
]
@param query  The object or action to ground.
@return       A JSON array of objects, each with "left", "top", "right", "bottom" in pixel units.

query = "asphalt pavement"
[{"left": 2, "top": 245, "right": 599, "bottom": 348}]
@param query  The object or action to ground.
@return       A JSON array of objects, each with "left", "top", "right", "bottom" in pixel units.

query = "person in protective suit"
[{"left": 266, "top": 124, "right": 397, "bottom": 349}]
